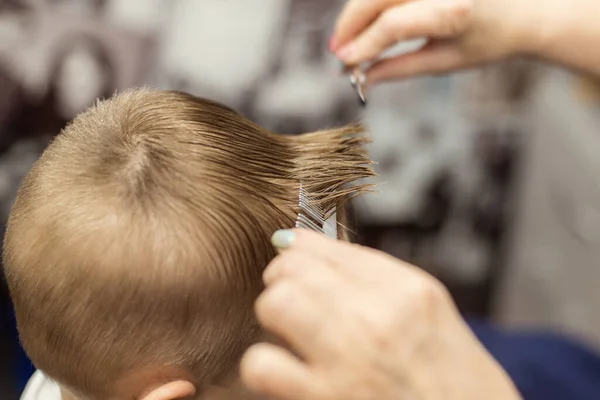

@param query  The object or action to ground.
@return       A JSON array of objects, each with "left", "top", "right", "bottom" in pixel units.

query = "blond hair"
[{"left": 4, "top": 88, "right": 374, "bottom": 399}]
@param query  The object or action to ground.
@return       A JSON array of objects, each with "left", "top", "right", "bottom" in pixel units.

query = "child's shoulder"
[{"left": 21, "top": 370, "right": 62, "bottom": 400}]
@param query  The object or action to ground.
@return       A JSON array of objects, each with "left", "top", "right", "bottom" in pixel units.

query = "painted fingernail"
[
  {"left": 328, "top": 35, "right": 339, "bottom": 52},
  {"left": 271, "top": 229, "right": 296, "bottom": 250},
  {"left": 336, "top": 43, "right": 353, "bottom": 61}
]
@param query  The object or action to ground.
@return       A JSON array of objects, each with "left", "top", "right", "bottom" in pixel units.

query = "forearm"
[{"left": 525, "top": 0, "right": 600, "bottom": 77}]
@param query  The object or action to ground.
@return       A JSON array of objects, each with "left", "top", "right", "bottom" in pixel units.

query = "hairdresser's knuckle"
[
  {"left": 378, "top": 9, "right": 403, "bottom": 42},
  {"left": 256, "top": 281, "right": 299, "bottom": 323},
  {"left": 406, "top": 275, "right": 450, "bottom": 316},
  {"left": 277, "top": 249, "right": 305, "bottom": 267},
  {"left": 264, "top": 254, "right": 288, "bottom": 278},
  {"left": 359, "top": 306, "right": 400, "bottom": 353},
  {"left": 271, "top": 252, "right": 306, "bottom": 277},
  {"left": 440, "top": 0, "right": 472, "bottom": 36},
  {"left": 240, "top": 345, "right": 271, "bottom": 390},
  {"left": 268, "top": 253, "right": 287, "bottom": 269},
  {"left": 451, "top": 0, "right": 474, "bottom": 18},
  {"left": 346, "top": 243, "right": 396, "bottom": 273},
  {"left": 350, "top": 241, "right": 381, "bottom": 258},
  {"left": 359, "top": 277, "right": 450, "bottom": 349}
]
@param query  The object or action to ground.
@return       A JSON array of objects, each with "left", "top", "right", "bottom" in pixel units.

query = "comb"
[{"left": 295, "top": 186, "right": 338, "bottom": 239}]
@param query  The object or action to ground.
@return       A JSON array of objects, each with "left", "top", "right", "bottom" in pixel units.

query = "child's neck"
[{"left": 59, "top": 387, "right": 76, "bottom": 400}]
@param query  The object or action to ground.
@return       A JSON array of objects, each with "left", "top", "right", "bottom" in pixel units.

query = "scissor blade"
[{"left": 349, "top": 67, "right": 367, "bottom": 107}]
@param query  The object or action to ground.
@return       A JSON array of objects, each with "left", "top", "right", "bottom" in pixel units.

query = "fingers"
[
  {"left": 333, "top": 0, "right": 407, "bottom": 50},
  {"left": 336, "top": 0, "right": 473, "bottom": 66},
  {"left": 256, "top": 256, "right": 350, "bottom": 360},
  {"left": 268, "top": 229, "right": 386, "bottom": 281},
  {"left": 241, "top": 343, "right": 320, "bottom": 400},
  {"left": 367, "top": 41, "right": 466, "bottom": 83},
  {"left": 368, "top": 40, "right": 470, "bottom": 82},
  {"left": 268, "top": 229, "right": 417, "bottom": 286},
  {"left": 263, "top": 248, "right": 333, "bottom": 286},
  {"left": 287, "top": 229, "right": 378, "bottom": 267}
]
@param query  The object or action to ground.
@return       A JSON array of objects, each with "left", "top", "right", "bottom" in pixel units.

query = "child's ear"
[{"left": 140, "top": 380, "right": 196, "bottom": 400}]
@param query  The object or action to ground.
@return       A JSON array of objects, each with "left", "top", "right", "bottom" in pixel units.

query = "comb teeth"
[
  {"left": 295, "top": 186, "right": 338, "bottom": 239},
  {"left": 298, "top": 187, "right": 323, "bottom": 222}
]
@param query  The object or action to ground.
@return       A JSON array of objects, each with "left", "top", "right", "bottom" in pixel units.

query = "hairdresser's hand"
[
  {"left": 330, "top": 0, "right": 600, "bottom": 83},
  {"left": 241, "top": 229, "right": 521, "bottom": 400}
]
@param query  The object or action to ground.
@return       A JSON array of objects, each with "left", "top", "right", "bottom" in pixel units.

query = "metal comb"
[{"left": 295, "top": 186, "right": 338, "bottom": 239}]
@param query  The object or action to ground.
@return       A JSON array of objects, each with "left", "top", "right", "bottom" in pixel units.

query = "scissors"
[{"left": 349, "top": 66, "right": 367, "bottom": 106}]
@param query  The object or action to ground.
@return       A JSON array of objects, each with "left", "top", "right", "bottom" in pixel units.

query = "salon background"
[{"left": 1, "top": 1, "right": 600, "bottom": 398}]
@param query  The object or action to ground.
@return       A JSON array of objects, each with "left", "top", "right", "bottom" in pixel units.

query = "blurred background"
[{"left": 1, "top": 0, "right": 600, "bottom": 398}]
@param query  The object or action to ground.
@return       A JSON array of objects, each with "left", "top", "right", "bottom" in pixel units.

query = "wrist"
[
  {"left": 509, "top": 3, "right": 558, "bottom": 57},
  {"left": 517, "top": 0, "right": 599, "bottom": 65}
]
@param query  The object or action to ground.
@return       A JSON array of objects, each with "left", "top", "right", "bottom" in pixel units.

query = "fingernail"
[
  {"left": 336, "top": 43, "right": 353, "bottom": 61},
  {"left": 328, "top": 35, "right": 339, "bottom": 52},
  {"left": 271, "top": 229, "right": 296, "bottom": 250}
]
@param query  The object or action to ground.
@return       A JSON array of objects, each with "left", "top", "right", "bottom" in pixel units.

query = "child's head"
[{"left": 4, "top": 88, "right": 373, "bottom": 400}]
